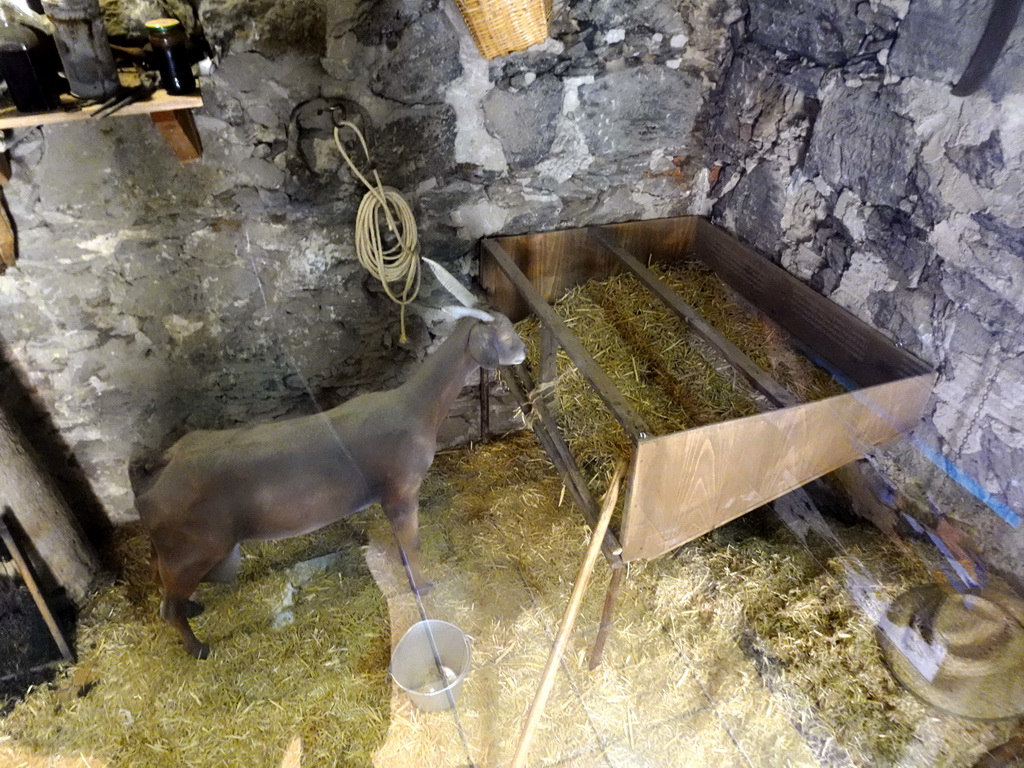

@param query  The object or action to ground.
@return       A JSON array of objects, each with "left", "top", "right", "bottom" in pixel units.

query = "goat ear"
[{"left": 468, "top": 323, "right": 502, "bottom": 369}]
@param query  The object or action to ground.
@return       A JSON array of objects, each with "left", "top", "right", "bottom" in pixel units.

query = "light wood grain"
[
  {"left": 621, "top": 372, "right": 936, "bottom": 561},
  {"left": 0, "top": 89, "right": 203, "bottom": 129},
  {"left": 150, "top": 108, "right": 203, "bottom": 162},
  {"left": 480, "top": 216, "right": 937, "bottom": 565}
]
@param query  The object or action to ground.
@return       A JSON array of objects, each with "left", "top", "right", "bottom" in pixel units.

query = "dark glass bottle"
[
  {"left": 0, "top": 2, "right": 62, "bottom": 113},
  {"left": 144, "top": 17, "right": 195, "bottom": 95}
]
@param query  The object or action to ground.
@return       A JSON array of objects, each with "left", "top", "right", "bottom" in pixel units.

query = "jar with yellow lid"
[{"left": 144, "top": 17, "right": 194, "bottom": 95}]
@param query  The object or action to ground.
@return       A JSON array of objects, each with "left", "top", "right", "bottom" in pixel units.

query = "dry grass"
[
  {"left": 516, "top": 261, "right": 844, "bottom": 495},
  {"left": 2, "top": 263, "right": 1017, "bottom": 767},
  {"left": 2, "top": 436, "right": 1019, "bottom": 767},
  {"left": 369, "top": 436, "right": 1019, "bottom": 767},
  {"left": 1, "top": 522, "right": 390, "bottom": 768}
]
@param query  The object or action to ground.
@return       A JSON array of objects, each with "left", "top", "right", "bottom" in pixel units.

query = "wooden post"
[
  {"left": 0, "top": 151, "right": 15, "bottom": 271},
  {"left": 0, "top": 513, "right": 74, "bottom": 662},
  {"left": 0, "top": 407, "right": 99, "bottom": 605},
  {"left": 510, "top": 463, "right": 626, "bottom": 768},
  {"left": 479, "top": 367, "right": 490, "bottom": 441},
  {"left": 589, "top": 566, "right": 625, "bottom": 670},
  {"left": 150, "top": 109, "right": 203, "bottom": 162}
]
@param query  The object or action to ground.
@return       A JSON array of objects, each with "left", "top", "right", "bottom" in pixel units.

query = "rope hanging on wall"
[{"left": 334, "top": 120, "right": 420, "bottom": 343}]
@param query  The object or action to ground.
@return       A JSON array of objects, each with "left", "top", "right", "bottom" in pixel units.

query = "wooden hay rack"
[{"left": 479, "top": 216, "right": 936, "bottom": 667}]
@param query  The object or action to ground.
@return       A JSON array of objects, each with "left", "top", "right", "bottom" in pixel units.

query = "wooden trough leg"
[
  {"left": 589, "top": 565, "right": 625, "bottom": 670},
  {"left": 479, "top": 367, "right": 490, "bottom": 441}
]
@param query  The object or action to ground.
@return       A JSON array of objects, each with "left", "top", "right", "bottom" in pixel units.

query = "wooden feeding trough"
[{"left": 479, "top": 216, "right": 936, "bottom": 666}]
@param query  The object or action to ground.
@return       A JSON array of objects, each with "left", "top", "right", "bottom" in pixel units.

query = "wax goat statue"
[{"left": 132, "top": 306, "right": 527, "bottom": 659}]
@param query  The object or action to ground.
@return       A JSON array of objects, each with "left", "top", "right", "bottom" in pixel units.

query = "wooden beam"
[
  {"left": 692, "top": 219, "right": 932, "bottom": 387},
  {"left": 0, "top": 513, "right": 74, "bottom": 663},
  {"left": 0, "top": 89, "right": 203, "bottom": 129},
  {"left": 587, "top": 226, "right": 797, "bottom": 408},
  {"left": 482, "top": 239, "right": 652, "bottom": 444},
  {"left": 503, "top": 363, "right": 624, "bottom": 567},
  {"left": 150, "top": 109, "right": 203, "bottom": 163}
]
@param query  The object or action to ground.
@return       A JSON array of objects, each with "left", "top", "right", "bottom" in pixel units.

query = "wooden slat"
[
  {"left": 482, "top": 239, "right": 652, "bottom": 443},
  {"left": 0, "top": 514, "right": 74, "bottom": 662},
  {"left": 620, "top": 371, "right": 936, "bottom": 561},
  {"left": 587, "top": 226, "right": 797, "bottom": 408},
  {"left": 692, "top": 219, "right": 932, "bottom": 388},
  {"left": 150, "top": 109, "right": 203, "bottom": 162},
  {"left": 0, "top": 89, "right": 203, "bottom": 129},
  {"left": 503, "top": 363, "right": 624, "bottom": 566}
]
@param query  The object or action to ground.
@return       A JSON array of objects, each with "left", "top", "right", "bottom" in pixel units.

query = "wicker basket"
[{"left": 454, "top": 0, "right": 552, "bottom": 59}]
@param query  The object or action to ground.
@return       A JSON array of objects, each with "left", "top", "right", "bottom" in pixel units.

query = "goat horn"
[
  {"left": 444, "top": 306, "right": 494, "bottom": 323},
  {"left": 423, "top": 257, "right": 479, "bottom": 308}
]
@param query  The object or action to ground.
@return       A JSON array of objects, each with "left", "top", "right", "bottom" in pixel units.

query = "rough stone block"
[
  {"left": 482, "top": 75, "right": 562, "bottom": 170},
  {"left": 577, "top": 64, "right": 701, "bottom": 159},
  {"left": 749, "top": 0, "right": 867, "bottom": 66},
  {"left": 805, "top": 81, "right": 918, "bottom": 209},
  {"left": 370, "top": 10, "right": 462, "bottom": 105}
]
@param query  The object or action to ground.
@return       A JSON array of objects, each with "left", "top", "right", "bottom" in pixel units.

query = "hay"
[
  {"left": 1, "top": 522, "right": 390, "bottom": 768},
  {"left": 368, "top": 435, "right": 1020, "bottom": 767},
  {"left": 516, "top": 261, "right": 845, "bottom": 495},
  {"left": 0, "top": 259, "right": 1015, "bottom": 766},
  {"left": 2, "top": 435, "right": 1020, "bottom": 767}
]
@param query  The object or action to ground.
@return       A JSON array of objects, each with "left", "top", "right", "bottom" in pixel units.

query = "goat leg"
[
  {"left": 384, "top": 496, "right": 432, "bottom": 594},
  {"left": 160, "top": 594, "right": 210, "bottom": 659}
]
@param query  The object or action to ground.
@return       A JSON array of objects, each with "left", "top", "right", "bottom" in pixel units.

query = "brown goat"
[{"left": 135, "top": 309, "right": 526, "bottom": 658}]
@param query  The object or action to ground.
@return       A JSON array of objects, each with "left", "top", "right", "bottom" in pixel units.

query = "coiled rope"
[{"left": 334, "top": 120, "right": 420, "bottom": 343}]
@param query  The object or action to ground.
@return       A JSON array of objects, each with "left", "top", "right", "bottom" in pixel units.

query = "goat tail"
[{"left": 128, "top": 452, "right": 169, "bottom": 500}]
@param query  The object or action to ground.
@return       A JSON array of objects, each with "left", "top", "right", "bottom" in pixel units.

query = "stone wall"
[
  {"left": 0, "top": 0, "right": 736, "bottom": 524},
  {"left": 703, "top": 0, "right": 1024, "bottom": 571}
]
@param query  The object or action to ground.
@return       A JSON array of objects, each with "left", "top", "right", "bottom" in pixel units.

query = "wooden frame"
[
  {"left": 0, "top": 88, "right": 204, "bottom": 163},
  {"left": 480, "top": 216, "right": 935, "bottom": 663}
]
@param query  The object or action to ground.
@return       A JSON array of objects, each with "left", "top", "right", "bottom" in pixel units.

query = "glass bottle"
[
  {"left": 0, "top": 1, "right": 63, "bottom": 112},
  {"left": 144, "top": 17, "right": 194, "bottom": 95},
  {"left": 40, "top": 0, "right": 118, "bottom": 100}
]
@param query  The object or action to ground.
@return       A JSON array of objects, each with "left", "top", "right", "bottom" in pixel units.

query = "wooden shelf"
[
  {"left": 0, "top": 87, "right": 204, "bottom": 163},
  {"left": 0, "top": 88, "right": 203, "bottom": 129}
]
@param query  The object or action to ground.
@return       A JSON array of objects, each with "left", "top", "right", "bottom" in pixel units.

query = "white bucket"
[{"left": 390, "top": 620, "right": 471, "bottom": 712}]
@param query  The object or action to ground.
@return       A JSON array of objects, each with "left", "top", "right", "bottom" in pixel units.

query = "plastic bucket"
[{"left": 390, "top": 620, "right": 471, "bottom": 712}]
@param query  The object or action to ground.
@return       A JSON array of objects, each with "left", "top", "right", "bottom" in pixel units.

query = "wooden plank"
[
  {"left": 602, "top": 216, "right": 698, "bottom": 264},
  {"left": 621, "top": 371, "right": 936, "bottom": 561},
  {"left": 150, "top": 109, "right": 203, "bottom": 162},
  {"left": 0, "top": 192, "right": 15, "bottom": 269},
  {"left": 587, "top": 226, "right": 797, "bottom": 408},
  {"left": 692, "top": 219, "right": 932, "bottom": 388},
  {"left": 482, "top": 229, "right": 624, "bottom": 321},
  {"left": 0, "top": 89, "right": 203, "bottom": 129},
  {"left": 0, "top": 514, "right": 74, "bottom": 662},
  {"left": 503, "top": 363, "right": 624, "bottom": 566},
  {"left": 482, "top": 238, "right": 652, "bottom": 443}
]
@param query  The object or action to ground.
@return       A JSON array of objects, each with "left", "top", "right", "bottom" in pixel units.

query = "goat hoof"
[
  {"left": 185, "top": 600, "right": 205, "bottom": 618},
  {"left": 189, "top": 642, "right": 211, "bottom": 660}
]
